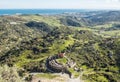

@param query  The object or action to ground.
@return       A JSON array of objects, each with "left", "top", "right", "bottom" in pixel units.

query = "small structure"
[
  {"left": 46, "top": 53, "right": 72, "bottom": 78},
  {"left": 67, "top": 60, "right": 76, "bottom": 68},
  {"left": 58, "top": 53, "right": 65, "bottom": 58},
  {"left": 10, "top": 22, "right": 17, "bottom": 25}
]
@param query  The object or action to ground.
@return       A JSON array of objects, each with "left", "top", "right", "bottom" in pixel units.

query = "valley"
[{"left": 0, "top": 11, "right": 120, "bottom": 82}]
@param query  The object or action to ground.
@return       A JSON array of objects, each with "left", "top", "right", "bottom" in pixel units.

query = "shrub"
[{"left": 0, "top": 65, "right": 25, "bottom": 82}]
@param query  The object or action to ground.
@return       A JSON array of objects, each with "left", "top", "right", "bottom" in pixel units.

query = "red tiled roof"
[{"left": 58, "top": 53, "right": 65, "bottom": 58}]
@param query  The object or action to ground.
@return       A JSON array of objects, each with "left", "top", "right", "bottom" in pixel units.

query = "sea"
[{"left": 0, "top": 9, "right": 92, "bottom": 15}]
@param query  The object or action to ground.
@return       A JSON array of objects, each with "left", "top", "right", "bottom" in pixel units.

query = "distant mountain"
[
  {"left": 59, "top": 16, "right": 82, "bottom": 27},
  {"left": 85, "top": 11, "right": 120, "bottom": 25},
  {"left": 58, "top": 11, "right": 120, "bottom": 26},
  {"left": 59, "top": 15, "right": 92, "bottom": 27}
]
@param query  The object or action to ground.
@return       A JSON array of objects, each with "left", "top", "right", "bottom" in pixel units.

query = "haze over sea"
[{"left": 0, "top": 9, "right": 94, "bottom": 15}]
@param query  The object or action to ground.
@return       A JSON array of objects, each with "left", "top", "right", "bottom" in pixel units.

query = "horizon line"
[{"left": 0, "top": 8, "right": 120, "bottom": 10}]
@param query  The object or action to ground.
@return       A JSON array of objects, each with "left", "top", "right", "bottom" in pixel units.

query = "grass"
[
  {"left": 56, "top": 58, "right": 67, "bottom": 65},
  {"left": 22, "top": 15, "right": 62, "bottom": 27},
  {"left": 68, "top": 68, "right": 80, "bottom": 78},
  {"left": 35, "top": 73, "right": 60, "bottom": 79},
  {"left": 15, "top": 50, "right": 47, "bottom": 67},
  {"left": 48, "top": 35, "right": 75, "bottom": 54},
  {"left": 81, "top": 65, "right": 88, "bottom": 70},
  {"left": 102, "top": 30, "right": 120, "bottom": 36},
  {"left": 92, "top": 23, "right": 113, "bottom": 29},
  {"left": 91, "top": 23, "right": 120, "bottom": 38},
  {"left": 15, "top": 50, "right": 32, "bottom": 67},
  {"left": 94, "top": 43, "right": 99, "bottom": 50}
]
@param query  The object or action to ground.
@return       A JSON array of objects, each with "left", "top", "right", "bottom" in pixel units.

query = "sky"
[{"left": 0, "top": 0, "right": 120, "bottom": 9}]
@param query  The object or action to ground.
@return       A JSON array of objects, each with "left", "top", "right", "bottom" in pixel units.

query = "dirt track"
[{"left": 31, "top": 73, "right": 83, "bottom": 82}]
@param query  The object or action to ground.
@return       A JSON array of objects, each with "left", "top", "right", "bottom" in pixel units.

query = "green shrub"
[{"left": 0, "top": 65, "right": 25, "bottom": 82}]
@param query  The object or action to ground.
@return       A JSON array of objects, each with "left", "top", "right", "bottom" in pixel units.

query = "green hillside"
[{"left": 0, "top": 12, "right": 120, "bottom": 82}]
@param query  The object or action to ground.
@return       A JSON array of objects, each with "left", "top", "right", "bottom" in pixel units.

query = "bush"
[{"left": 0, "top": 65, "right": 25, "bottom": 82}]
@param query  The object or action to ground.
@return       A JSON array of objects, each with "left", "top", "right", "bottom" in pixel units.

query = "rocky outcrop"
[{"left": 46, "top": 55, "right": 72, "bottom": 78}]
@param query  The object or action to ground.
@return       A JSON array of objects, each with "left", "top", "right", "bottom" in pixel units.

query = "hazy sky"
[{"left": 1, "top": 0, "right": 120, "bottom": 9}]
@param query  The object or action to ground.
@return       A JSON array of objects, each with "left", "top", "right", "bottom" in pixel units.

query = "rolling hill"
[{"left": 0, "top": 12, "right": 120, "bottom": 82}]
